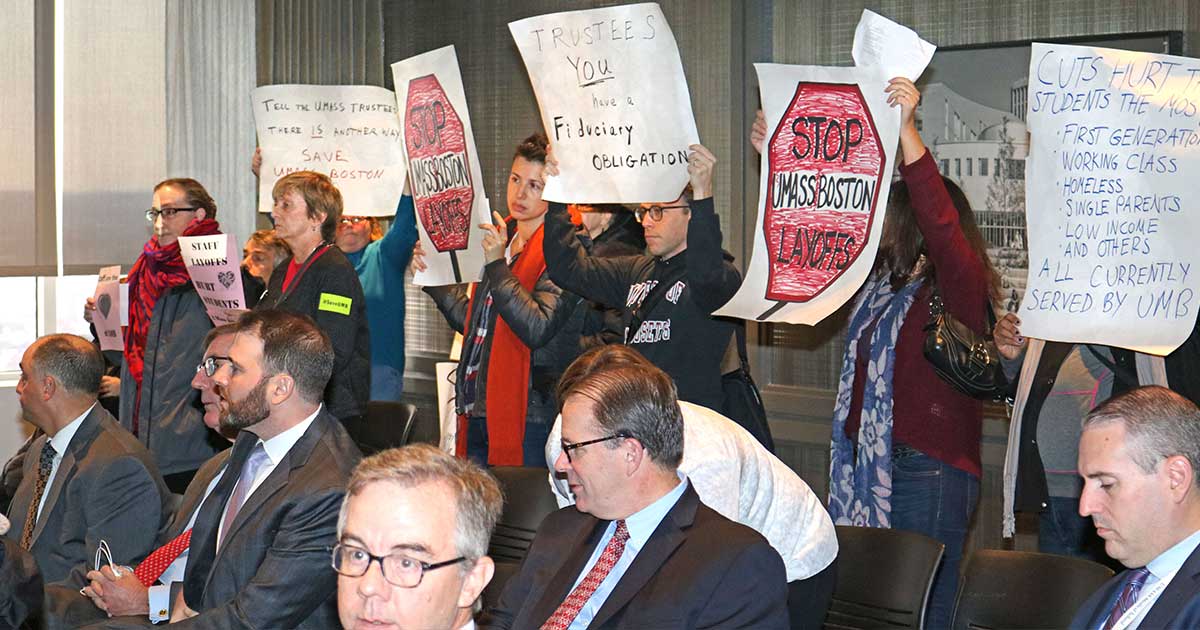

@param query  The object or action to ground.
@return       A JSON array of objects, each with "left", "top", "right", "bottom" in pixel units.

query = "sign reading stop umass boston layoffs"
[
  {"left": 1022, "top": 43, "right": 1200, "bottom": 354},
  {"left": 510, "top": 3, "right": 700, "bottom": 203},
  {"left": 392, "top": 46, "right": 492, "bottom": 286},
  {"left": 717, "top": 63, "right": 899, "bottom": 325}
]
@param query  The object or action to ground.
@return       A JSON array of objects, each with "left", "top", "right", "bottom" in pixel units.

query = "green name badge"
[{"left": 318, "top": 293, "right": 352, "bottom": 315}]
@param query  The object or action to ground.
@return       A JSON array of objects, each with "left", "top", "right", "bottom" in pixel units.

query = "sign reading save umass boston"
[
  {"left": 392, "top": 46, "right": 492, "bottom": 286},
  {"left": 717, "top": 63, "right": 900, "bottom": 325}
]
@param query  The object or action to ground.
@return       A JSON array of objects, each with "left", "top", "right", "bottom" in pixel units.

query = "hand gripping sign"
[
  {"left": 716, "top": 64, "right": 899, "bottom": 325},
  {"left": 404, "top": 75, "right": 475, "bottom": 282},
  {"left": 393, "top": 45, "right": 492, "bottom": 287}
]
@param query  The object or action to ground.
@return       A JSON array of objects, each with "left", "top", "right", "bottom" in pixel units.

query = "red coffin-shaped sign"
[
  {"left": 405, "top": 75, "right": 475, "bottom": 254},
  {"left": 763, "top": 83, "right": 884, "bottom": 302}
]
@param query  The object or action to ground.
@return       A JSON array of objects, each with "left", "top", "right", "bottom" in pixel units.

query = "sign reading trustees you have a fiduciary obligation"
[
  {"left": 392, "top": 45, "right": 493, "bottom": 286},
  {"left": 253, "top": 84, "right": 405, "bottom": 217},
  {"left": 509, "top": 2, "right": 700, "bottom": 203},
  {"left": 716, "top": 63, "right": 900, "bottom": 324},
  {"left": 178, "top": 233, "right": 248, "bottom": 326},
  {"left": 1021, "top": 43, "right": 1200, "bottom": 355},
  {"left": 93, "top": 266, "right": 123, "bottom": 352}
]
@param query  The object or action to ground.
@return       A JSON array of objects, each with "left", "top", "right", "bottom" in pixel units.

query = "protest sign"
[
  {"left": 93, "top": 266, "right": 124, "bottom": 352},
  {"left": 716, "top": 63, "right": 899, "bottom": 324},
  {"left": 178, "top": 234, "right": 248, "bottom": 326},
  {"left": 392, "top": 45, "right": 492, "bottom": 286},
  {"left": 1020, "top": 43, "right": 1200, "bottom": 354},
  {"left": 510, "top": 3, "right": 700, "bottom": 203},
  {"left": 253, "top": 85, "right": 405, "bottom": 217},
  {"left": 851, "top": 9, "right": 936, "bottom": 82}
]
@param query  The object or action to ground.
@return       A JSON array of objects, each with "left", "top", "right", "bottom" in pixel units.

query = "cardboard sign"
[
  {"left": 93, "top": 266, "right": 124, "bottom": 352},
  {"left": 392, "top": 46, "right": 492, "bottom": 286},
  {"left": 716, "top": 63, "right": 899, "bottom": 324},
  {"left": 510, "top": 2, "right": 700, "bottom": 203},
  {"left": 178, "top": 234, "right": 248, "bottom": 326},
  {"left": 1020, "top": 43, "right": 1200, "bottom": 354},
  {"left": 253, "top": 85, "right": 405, "bottom": 217}
]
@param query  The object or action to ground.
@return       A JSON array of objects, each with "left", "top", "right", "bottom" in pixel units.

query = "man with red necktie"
[
  {"left": 1070, "top": 387, "right": 1200, "bottom": 629},
  {"left": 483, "top": 346, "right": 788, "bottom": 630}
]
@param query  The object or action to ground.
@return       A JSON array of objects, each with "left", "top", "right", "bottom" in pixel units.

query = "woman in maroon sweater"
[{"left": 825, "top": 78, "right": 1000, "bottom": 629}]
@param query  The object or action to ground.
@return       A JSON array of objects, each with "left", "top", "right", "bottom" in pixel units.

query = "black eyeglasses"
[
  {"left": 561, "top": 433, "right": 630, "bottom": 462},
  {"left": 195, "top": 356, "right": 228, "bottom": 377},
  {"left": 633, "top": 204, "right": 689, "bottom": 223},
  {"left": 146, "top": 206, "right": 199, "bottom": 221},
  {"left": 331, "top": 543, "right": 465, "bottom": 588}
]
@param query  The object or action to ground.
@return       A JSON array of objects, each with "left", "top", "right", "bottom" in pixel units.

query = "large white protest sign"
[
  {"left": 1020, "top": 43, "right": 1200, "bottom": 355},
  {"left": 253, "top": 85, "right": 405, "bottom": 217},
  {"left": 716, "top": 63, "right": 900, "bottom": 324},
  {"left": 178, "top": 234, "right": 248, "bottom": 326},
  {"left": 93, "top": 266, "right": 124, "bottom": 352},
  {"left": 392, "top": 46, "right": 492, "bottom": 286},
  {"left": 510, "top": 3, "right": 700, "bottom": 203}
]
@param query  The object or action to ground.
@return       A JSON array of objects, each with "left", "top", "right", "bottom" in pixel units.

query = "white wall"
[{"left": 0, "top": 385, "right": 32, "bottom": 463}]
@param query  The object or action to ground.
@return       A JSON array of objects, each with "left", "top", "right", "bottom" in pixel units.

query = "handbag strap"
[
  {"left": 733, "top": 319, "right": 751, "bottom": 372},
  {"left": 930, "top": 286, "right": 997, "bottom": 339}
]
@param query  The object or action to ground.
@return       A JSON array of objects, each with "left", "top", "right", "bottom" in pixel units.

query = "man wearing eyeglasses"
[
  {"left": 333, "top": 444, "right": 502, "bottom": 630},
  {"left": 485, "top": 347, "right": 788, "bottom": 629},
  {"left": 542, "top": 143, "right": 741, "bottom": 413}
]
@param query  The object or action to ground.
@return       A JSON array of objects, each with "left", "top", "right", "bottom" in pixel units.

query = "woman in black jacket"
[
  {"left": 256, "top": 171, "right": 370, "bottom": 423},
  {"left": 418, "top": 134, "right": 581, "bottom": 467}
]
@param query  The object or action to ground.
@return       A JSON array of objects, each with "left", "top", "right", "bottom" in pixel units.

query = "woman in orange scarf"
[{"left": 421, "top": 133, "right": 583, "bottom": 467}]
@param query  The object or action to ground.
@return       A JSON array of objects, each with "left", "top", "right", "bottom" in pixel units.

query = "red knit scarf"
[
  {"left": 124, "top": 218, "right": 221, "bottom": 429},
  {"left": 462, "top": 223, "right": 547, "bottom": 465}
]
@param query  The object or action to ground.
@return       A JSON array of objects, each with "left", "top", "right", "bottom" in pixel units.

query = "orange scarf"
[{"left": 460, "top": 223, "right": 547, "bottom": 465}]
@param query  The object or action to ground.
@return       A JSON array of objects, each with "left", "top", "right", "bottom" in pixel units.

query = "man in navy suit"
[
  {"left": 1070, "top": 386, "right": 1200, "bottom": 629},
  {"left": 484, "top": 345, "right": 788, "bottom": 629}
]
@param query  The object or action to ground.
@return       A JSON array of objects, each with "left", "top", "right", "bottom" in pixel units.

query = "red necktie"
[
  {"left": 541, "top": 520, "right": 630, "bottom": 630},
  {"left": 134, "top": 529, "right": 192, "bottom": 586}
]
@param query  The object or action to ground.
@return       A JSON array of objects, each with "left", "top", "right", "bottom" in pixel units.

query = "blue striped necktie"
[{"left": 1103, "top": 567, "right": 1151, "bottom": 630}]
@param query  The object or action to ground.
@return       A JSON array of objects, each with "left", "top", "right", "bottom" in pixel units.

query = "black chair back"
[
  {"left": 488, "top": 466, "right": 560, "bottom": 564},
  {"left": 402, "top": 404, "right": 441, "bottom": 447},
  {"left": 348, "top": 401, "right": 418, "bottom": 455},
  {"left": 950, "top": 549, "right": 1115, "bottom": 630},
  {"left": 824, "top": 525, "right": 944, "bottom": 630},
  {"left": 481, "top": 560, "right": 522, "bottom": 611}
]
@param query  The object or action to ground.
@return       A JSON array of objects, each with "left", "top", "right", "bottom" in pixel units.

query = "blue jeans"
[
  {"left": 369, "top": 364, "right": 404, "bottom": 402},
  {"left": 890, "top": 444, "right": 979, "bottom": 630},
  {"left": 466, "top": 416, "right": 550, "bottom": 468},
  {"left": 1040, "top": 495, "right": 1110, "bottom": 564}
]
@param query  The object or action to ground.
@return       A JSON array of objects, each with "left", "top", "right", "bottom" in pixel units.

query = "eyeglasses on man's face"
[
  {"left": 560, "top": 432, "right": 630, "bottom": 463},
  {"left": 145, "top": 206, "right": 199, "bottom": 222},
  {"left": 633, "top": 204, "right": 688, "bottom": 224},
  {"left": 331, "top": 543, "right": 465, "bottom": 588},
  {"left": 195, "top": 356, "right": 228, "bottom": 378}
]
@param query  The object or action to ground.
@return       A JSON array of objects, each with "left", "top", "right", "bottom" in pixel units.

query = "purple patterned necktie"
[{"left": 1103, "top": 567, "right": 1151, "bottom": 630}]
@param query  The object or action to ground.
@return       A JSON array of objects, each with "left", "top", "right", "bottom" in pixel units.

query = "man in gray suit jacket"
[
  {"left": 81, "top": 310, "right": 361, "bottom": 629},
  {"left": 7, "top": 334, "right": 171, "bottom": 592}
]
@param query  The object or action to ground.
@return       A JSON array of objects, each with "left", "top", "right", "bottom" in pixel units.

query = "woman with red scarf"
[
  {"left": 118, "top": 178, "right": 246, "bottom": 493},
  {"left": 420, "top": 133, "right": 583, "bottom": 467}
]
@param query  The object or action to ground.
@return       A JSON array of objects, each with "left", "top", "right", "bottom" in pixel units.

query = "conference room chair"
[
  {"left": 949, "top": 548, "right": 1115, "bottom": 630},
  {"left": 487, "top": 466, "right": 560, "bottom": 564},
  {"left": 346, "top": 400, "right": 419, "bottom": 455},
  {"left": 481, "top": 560, "right": 522, "bottom": 611},
  {"left": 823, "top": 525, "right": 944, "bottom": 630}
]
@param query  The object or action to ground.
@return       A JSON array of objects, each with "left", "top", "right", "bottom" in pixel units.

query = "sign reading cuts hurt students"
[{"left": 716, "top": 63, "right": 900, "bottom": 325}]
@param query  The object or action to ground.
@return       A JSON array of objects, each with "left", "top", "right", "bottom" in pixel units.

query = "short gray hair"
[
  {"left": 29, "top": 334, "right": 103, "bottom": 395},
  {"left": 337, "top": 444, "right": 503, "bottom": 564},
  {"left": 1084, "top": 385, "right": 1200, "bottom": 482}
]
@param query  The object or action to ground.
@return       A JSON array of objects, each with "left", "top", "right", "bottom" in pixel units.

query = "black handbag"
[
  {"left": 922, "top": 287, "right": 1008, "bottom": 400},
  {"left": 721, "top": 321, "right": 776, "bottom": 453}
]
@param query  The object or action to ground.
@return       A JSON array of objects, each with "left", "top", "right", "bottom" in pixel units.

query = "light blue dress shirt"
[
  {"left": 566, "top": 475, "right": 690, "bottom": 630},
  {"left": 1116, "top": 528, "right": 1200, "bottom": 629}
]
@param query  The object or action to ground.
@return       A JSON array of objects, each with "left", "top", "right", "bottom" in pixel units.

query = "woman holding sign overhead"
[
  {"left": 113, "top": 178, "right": 260, "bottom": 493},
  {"left": 256, "top": 171, "right": 371, "bottom": 424},
  {"left": 418, "top": 133, "right": 583, "bottom": 467},
  {"left": 753, "top": 78, "right": 999, "bottom": 629}
]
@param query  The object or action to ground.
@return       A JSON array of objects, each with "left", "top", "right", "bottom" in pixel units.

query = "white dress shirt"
[
  {"left": 546, "top": 401, "right": 838, "bottom": 581},
  {"left": 37, "top": 403, "right": 94, "bottom": 520}
]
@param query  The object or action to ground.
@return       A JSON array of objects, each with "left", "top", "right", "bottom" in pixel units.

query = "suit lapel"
[
  {"left": 526, "top": 516, "right": 609, "bottom": 627},
  {"left": 170, "top": 451, "right": 231, "bottom": 539},
  {"left": 1141, "top": 543, "right": 1200, "bottom": 628},
  {"left": 588, "top": 484, "right": 698, "bottom": 629},
  {"left": 31, "top": 407, "right": 104, "bottom": 546},
  {"left": 4, "top": 436, "right": 44, "bottom": 543},
  {"left": 183, "top": 434, "right": 256, "bottom": 605}
]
